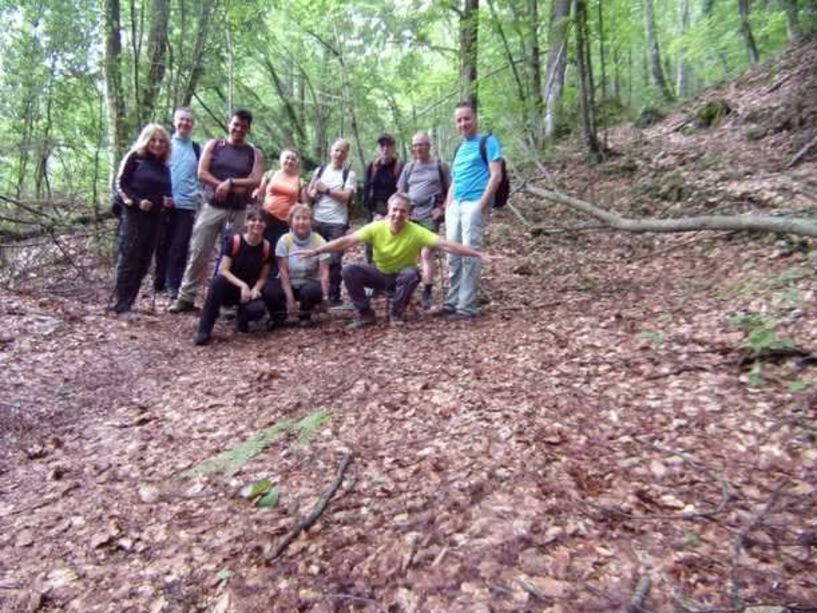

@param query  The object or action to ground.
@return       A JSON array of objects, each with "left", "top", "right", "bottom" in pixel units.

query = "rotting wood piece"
[
  {"left": 265, "top": 452, "right": 353, "bottom": 562},
  {"left": 525, "top": 184, "right": 817, "bottom": 238}
]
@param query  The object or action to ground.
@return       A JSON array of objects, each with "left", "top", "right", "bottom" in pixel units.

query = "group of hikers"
[{"left": 112, "top": 102, "right": 504, "bottom": 344}]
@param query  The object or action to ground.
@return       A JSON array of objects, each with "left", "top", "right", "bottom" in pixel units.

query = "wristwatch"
[{"left": 227, "top": 178, "right": 234, "bottom": 188}]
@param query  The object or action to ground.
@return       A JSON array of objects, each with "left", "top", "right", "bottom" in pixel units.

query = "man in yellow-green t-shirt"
[{"left": 301, "top": 192, "right": 488, "bottom": 328}]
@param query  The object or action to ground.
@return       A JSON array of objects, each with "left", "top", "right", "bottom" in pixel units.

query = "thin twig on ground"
[
  {"left": 786, "top": 133, "right": 817, "bottom": 169},
  {"left": 322, "top": 592, "right": 386, "bottom": 612},
  {"left": 729, "top": 481, "right": 788, "bottom": 611},
  {"left": 266, "top": 452, "right": 353, "bottom": 562}
]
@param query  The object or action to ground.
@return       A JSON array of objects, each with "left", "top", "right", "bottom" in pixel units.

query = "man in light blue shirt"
[
  {"left": 443, "top": 102, "right": 503, "bottom": 319},
  {"left": 154, "top": 107, "right": 201, "bottom": 299}
]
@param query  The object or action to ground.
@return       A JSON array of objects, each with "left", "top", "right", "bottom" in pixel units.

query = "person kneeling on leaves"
[
  {"left": 264, "top": 204, "right": 330, "bottom": 328},
  {"left": 194, "top": 207, "right": 272, "bottom": 345},
  {"left": 299, "top": 192, "right": 489, "bottom": 328}
]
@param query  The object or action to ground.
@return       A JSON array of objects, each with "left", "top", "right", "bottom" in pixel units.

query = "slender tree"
[
  {"left": 677, "top": 0, "right": 691, "bottom": 98},
  {"left": 544, "top": 0, "right": 570, "bottom": 139},
  {"left": 102, "top": 0, "right": 129, "bottom": 177},
  {"left": 138, "top": 0, "right": 170, "bottom": 124},
  {"left": 738, "top": 0, "right": 760, "bottom": 64},
  {"left": 459, "top": 0, "right": 480, "bottom": 109},
  {"left": 574, "top": 0, "right": 600, "bottom": 156},
  {"left": 644, "top": 0, "right": 675, "bottom": 101},
  {"left": 782, "top": 0, "right": 801, "bottom": 45}
]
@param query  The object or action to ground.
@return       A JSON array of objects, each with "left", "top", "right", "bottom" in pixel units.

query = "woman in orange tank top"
[{"left": 257, "top": 148, "right": 303, "bottom": 269}]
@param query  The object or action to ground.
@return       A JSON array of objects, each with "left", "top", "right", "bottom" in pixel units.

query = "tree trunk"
[
  {"left": 181, "top": 0, "right": 215, "bottom": 107},
  {"left": 573, "top": 0, "right": 600, "bottom": 156},
  {"left": 597, "top": 0, "right": 608, "bottom": 103},
  {"left": 460, "top": 0, "right": 479, "bottom": 109},
  {"left": 738, "top": 0, "right": 760, "bottom": 64},
  {"left": 139, "top": 0, "right": 169, "bottom": 124},
  {"left": 644, "top": 0, "right": 674, "bottom": 101},
  {"left": 783, "top": 0, "right": 801, "bottom": 45},
  {"left": 486, "top": 0, "right": 526, "bottom": 105},
  {"left": 525, "top": 184, "right": 817, "bottom": 238},
  {"left": 103, "top": 0, "right": 129, "bottom": 182},
  {"left": 544, "top": 0, "right": 570, "bottom": 139},
  {"left": 262, "top": 58, "right": 306, "bottom": 150},
  {"left": 527, "top": 0, "right": 545, "bottom": 148},
  {"left": 676, "top": 0, "right": 691, "bottom": 98}
]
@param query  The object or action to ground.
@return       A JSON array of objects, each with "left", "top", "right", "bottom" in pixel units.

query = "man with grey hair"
[
  {"left": 397, "top": 131, "right": 450, "bottom": 309},
  {"left": 154, "top": 107, "right": 201, "bottom": 300}
]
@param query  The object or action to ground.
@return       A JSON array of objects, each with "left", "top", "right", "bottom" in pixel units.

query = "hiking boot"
[
  {"left": 445, "top": 311, "right": 478, "bottom": 323},
  {"left": 169, "top": 298, "right": 195, "bottom": 314},
  {"left": 346, "top": 311, "right": 376, "bottom": 330},
  {"left": 432, "top": 305, "right": 456, "bottom": 317},
  {"left": 193, "top": 330, "right": 210, "bottom": 345},
  {"left": 236, "top": 318, "right": 249, "bottom": 333}
]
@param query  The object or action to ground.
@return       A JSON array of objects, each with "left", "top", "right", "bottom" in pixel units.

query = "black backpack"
[{"left": 452, "top": 133, "right": 510, "bottom": 208}]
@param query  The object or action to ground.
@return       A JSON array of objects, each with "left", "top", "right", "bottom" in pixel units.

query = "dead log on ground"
[{"left": 525, "top": 184, "right": 817, "bottom": 238}]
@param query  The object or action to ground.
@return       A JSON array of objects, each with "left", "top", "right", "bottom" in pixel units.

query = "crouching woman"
[
  {"left": 194, "top": 207, "right": 272, "bottom": 345},
  {"left": 264, "top": 204, "right": 330, "bottom": 327}
]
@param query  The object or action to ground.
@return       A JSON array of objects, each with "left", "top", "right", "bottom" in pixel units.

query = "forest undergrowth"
[{"left": 1, "top": 43, "right": 817, "bottom": 612}]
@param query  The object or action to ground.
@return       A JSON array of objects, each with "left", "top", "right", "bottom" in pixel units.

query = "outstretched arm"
[
  {"left": 435, "top": 238, "right": 488, "bottom": 261},
  {"left": 300, "top": 233, "right": 362, "bottom": 258}
]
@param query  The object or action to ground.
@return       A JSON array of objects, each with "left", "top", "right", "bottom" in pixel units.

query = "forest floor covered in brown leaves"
[{"left": 2, "top": 44, "right": 817, "bottom": 613}]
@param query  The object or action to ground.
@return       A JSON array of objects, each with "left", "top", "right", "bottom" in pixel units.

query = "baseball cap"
[{"left": 376, "top": 133, "right": 395, "bottom": 146}]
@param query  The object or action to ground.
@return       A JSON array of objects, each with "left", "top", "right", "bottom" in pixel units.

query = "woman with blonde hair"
[
  {"left": 113, "top": 123, "right": 173, "bottom": 315},
  {"left": 264, "top": 203, "right": 329, "bottom": 327},
  {"left": 256, "top": 148, "right": 303, "bottom": 263}
]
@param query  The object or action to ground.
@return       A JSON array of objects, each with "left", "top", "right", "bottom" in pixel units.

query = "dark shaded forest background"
[{"left": 0, "top": 0, "right": 814, "bottom": 240}]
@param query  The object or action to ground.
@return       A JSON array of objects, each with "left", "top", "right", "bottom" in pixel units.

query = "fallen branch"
[
  {"left": 787, "top": 133, "right": 817, "bottom": 169},
  {"left": 524, "top": 184, "right": 817, "bottom": 238},
  {"left": 530, "top": 223, "right": 611, "bottom": 236},
  {"left": 765, "top": 72, "right": 792, "bottom": 93},
  {"left": 738, "top": 346, "right": 816, "bottom": 367},
  {"left": 322, "top": 592, "right": 386, "bottom": 612},
  {"left": 266, "top": 452, "right": 352, "bottom": 562},
  {"left": 729, "top": 482, "right": 788, "bottom": 611}
]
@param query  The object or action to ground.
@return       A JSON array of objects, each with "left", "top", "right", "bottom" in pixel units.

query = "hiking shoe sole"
[{"left": 169, "top": 299, "right": 195, "bottom": 314}]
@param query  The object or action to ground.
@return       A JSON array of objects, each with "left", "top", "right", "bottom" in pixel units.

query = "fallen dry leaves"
[{"left": 2, "top": 43, "right": 817, "bottom": 613}]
